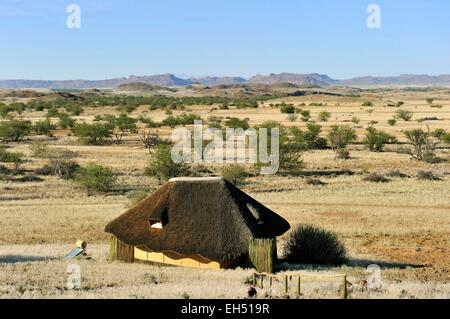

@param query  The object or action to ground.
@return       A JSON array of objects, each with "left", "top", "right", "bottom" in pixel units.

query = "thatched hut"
[{"left": 105, "top": 177, "right": 290, "bottom": 271}]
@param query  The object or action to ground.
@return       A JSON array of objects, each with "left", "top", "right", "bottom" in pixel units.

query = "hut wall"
[
  {"left": 248, "top": 238, "right": 277, "bottom": 273},
  {"left": 134, "top": 247, "right": 236, "bottom": 269},
  {"left": 109, "top": 235, "right": 134, "bottom": 263}
]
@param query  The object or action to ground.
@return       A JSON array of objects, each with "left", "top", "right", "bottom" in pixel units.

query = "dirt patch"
[{"left": 354, "top": 234, "right": 450, "bottom": 282}]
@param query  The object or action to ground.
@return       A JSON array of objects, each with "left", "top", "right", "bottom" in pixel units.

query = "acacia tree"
[
  {"left": 33, "top": 119, "right": 56, "bottom": 137},
  {"left": 101, "top": 113, "right": 138, "bottom": 144},
  {"left": 404, "top": 127, "right": 441, "bottom": 161},
  {"left": 363, "top": 127, "right": 397, "bottom": 152},
  {"left": 139, "top": 129, "right": 172, "bottom": 153},
  {"left": 0, "top": 147, "right": 25, "bottom": 171},
  {"left": 0, "top": 119, "right": 32, "bottom": 142},
  {"left": 327, "top": 125, "right": 357, "bottom": 159},
  {"left": 255, "top": 121, "right": 304, "bottom": 174},
  {"left": 73, "top": 122, "right": 112, "bottom": 145},
  {"left": 144, "top": 144, "right": 190, "bottom": 182}
]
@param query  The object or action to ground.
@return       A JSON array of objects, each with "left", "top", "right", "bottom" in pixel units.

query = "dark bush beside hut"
[{"left": 283, "top": 224, "right": 348, "bottom": 266}]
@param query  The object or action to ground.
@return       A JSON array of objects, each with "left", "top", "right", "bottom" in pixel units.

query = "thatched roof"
[{"left": 105, "top": 177, "right": 290, "bottom": 261}]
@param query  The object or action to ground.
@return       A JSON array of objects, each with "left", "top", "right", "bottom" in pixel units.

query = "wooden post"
[
  {"left": 342, "top": 275, "right": 348, "bottom": 299},
  {"left": 261, "top": 274, "right": 264, "bottom": 289},
  {"left": 248, "top": 238, "right": 276, "bottom": 273},
  {"left": 284, "top": 275, "right": 289, "bottom": 294},
  {"left": 253, "top": 273, "right": 257, "bottom": 286},
  {"left": 109, "top": 235, "right": 134, "bottom": 263},
  {"left": 297, "top": 276, "right": 301, "bottom": 297},
  {"left": 269, "top": 276, "right": 273, "bottom": 288}
]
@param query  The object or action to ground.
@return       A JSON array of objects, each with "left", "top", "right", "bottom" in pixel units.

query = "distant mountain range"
[
  {"left": 1, "top": 72, "right": 450, "bottom": 89},
  {"left": 247, "top": 73, "right": 339, "bottom": 86}
]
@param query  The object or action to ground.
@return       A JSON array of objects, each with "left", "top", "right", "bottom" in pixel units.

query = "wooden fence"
[{"left": 253, "top": 272, "right": 348, "bottom": 299}]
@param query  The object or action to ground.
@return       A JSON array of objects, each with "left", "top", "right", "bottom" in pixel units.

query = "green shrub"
[
  {"left": 225, "top": 117, "right": 249, "bottom": 130},
  {"left": 387, "top": 118, "right": 397, "bottom": 126},
  {"left": 0, "top": 150, "right": 25, "bottom": 171},
  {"left": 404, "top": 128, "right": 438, "bottom": 161},
  {"left": 222, "top": 165, "right": 246, "bottom": 186},
  {"left": 280, "top": 104, "right": 295, "bottom": 114},
  {"left": 302, "top": 123, "right": 327, "bottom": 150},
  {"left": 144, "top": 145, "right": 190, "bottom": 182},
  {"left": 73, "top": 122, "right": 112, "bottom": 145},
  {"left": 0, "top": 103, "right": 25, "bottom": 118},
  {"left": 362, "top": 101, "right": 373, "bottom": 106},
  {"left": 58, "top": 113, "right": 75, "bottom": 129},
  {"left": 283, "top": 224, "right": 348, "bottom": 265},
  {"left": 318, "top": 111, "right": 331, "bottom": 122},
  {"left": 160, "top": 113, "right": 201, "bottom": 128},
  {"left": 363, "top": 127, "right": 397, "bottom": 152},
  {"left": 300, "top": 110, "right": 311, "bottom": 122},
  {"left": 103, "top": 113, "right": 138, "bottom": 144},
  {"left": 64, "top": 103, "right": 84, "bottom": 116},
  {"left": 255, "top": 121, "right": 303, "bottom": 174},
  {"left": 396, "top": 109, "right": 413, "bottom": 122},
  {"left": 0, "top": 119, "right": 32, "bottom": 142},
  {"left": 351, "top": 117, "right": 360, "bottom": 125},
  {"left": 327, "top": 125, "right": 356, "bottom": 159},
  {"left": 75, "top": 163, "right": 116, "bottom": 193},
  {"left": 33, "top": 119, "right": 56, "bottom": 137}
]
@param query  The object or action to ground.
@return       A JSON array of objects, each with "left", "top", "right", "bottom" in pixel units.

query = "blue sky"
[{"left": 0, "top": 0, "right": 449, "bottom": 80}]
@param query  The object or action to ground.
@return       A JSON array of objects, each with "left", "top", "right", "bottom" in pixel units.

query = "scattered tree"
[
  {"left": 58, "top": 113, "right": 75, "bottom": 129},
  {"left": 0, "top": 148, "right": 25, "bottom": 171},
  {"left": 0, "top": 119, "right": 32, "bottom": 142},
  {"left": 387, "top": 118, "right": 397, "bottom": 126},
  {"left": 225, "top": 117, "right": 249, "bottom": 130},
  {"left": 403, "top": 127, "right": 441, "bottom": 161},
  {"left": 280, "top": 104, "right": 295, "bottom": 114},
  {"left": 396, "top": 109, "right": 414, "bottom": 122},
  {"left": 72, "top": 122, "right": 112, "bottom": 145},
  {"left": 139, "top": 129, "right": 172, "bottom": 153},
  {"left": 327, "top": 125, "right": 357, "bottom": 159},
  {"left": 318, "top": 111, "right": 331, "bottom": 122},
  {"left": 144, "top": 144, "right": 190, "bottom": 182},
  {"left": 33, "top": 119, "right": 56, "bottom": 137},
  {"left": 75, "top": 163, "right": 116, "bottom": 193},
  {"left": 363, "top": 127, "right": 397, "bottom": 152}
]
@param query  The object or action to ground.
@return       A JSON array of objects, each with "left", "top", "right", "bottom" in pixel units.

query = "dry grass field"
[{"left": 1, "top": 86, "right": 449, "bottom": 299}]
